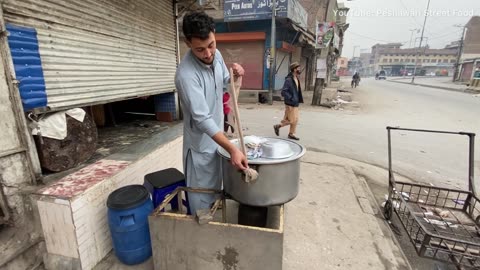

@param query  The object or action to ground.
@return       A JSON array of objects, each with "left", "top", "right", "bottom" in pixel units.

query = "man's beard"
[
  {"left": 200, "top": 56, "right": 214, "bottom": 65},
  {"left": 196, "top": 51, "right": 215, "bottom": 65}
]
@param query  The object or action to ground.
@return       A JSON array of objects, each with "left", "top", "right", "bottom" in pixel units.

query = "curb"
[
  {"left": 347, "top": 166, "right": 413, "bottom": 270},
  {"left": 387, "top": 80, "right": 479, "bottom": 94}
]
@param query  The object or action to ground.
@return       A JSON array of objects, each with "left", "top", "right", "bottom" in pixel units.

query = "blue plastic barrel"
[{"left": 107, "top": 185, "right": 153, "bottom": 265}]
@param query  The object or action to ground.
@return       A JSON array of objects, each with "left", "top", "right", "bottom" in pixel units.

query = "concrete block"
[
  {"left": 34, "top": 129, "right": 184, "bottom": 270},
  {"left": 338, "top": 93, "right": 353, "bottom": 102},
  {"left": 320, "top": 87, "right": 338, "bottom": 106},
  {"left": 149, "top": 201, "right": 284, "bottom": 270},
  {"left": 0, "top": 232, "right": 44, "bottom": 270}
]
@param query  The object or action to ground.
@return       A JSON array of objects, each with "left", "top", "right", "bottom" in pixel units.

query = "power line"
[
  {"left": 395, "top": 0, "right": 447, "bottom": 41},
  {"left": 397, "top": 0, "right": 423, "bottom": 28},
  {"left": 427, "top": 29, "right": 463, "bottom": 41},
  {"left": 348, "top": 31, "right": 408, "bottom": 44}
]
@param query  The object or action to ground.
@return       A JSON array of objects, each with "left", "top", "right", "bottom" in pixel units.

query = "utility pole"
[
  {"left": 409, "top": 28, "right": 418, "bottom": 48},
  {"left": 353, "top": 46, "right": 359, "bottom": 58},
  {"left": 411, "top": 0, "right": 431, "bottom": 84},
  {"left": 268, "top": 0, "right": 277, "bottom": 105},
  {"left": 312, "top": 0, "right": 331, "bottom": 106},
  {"left": 453, "top": 24, "right": 467, "bottom": 82},
  {"left": 352, "top": 45, "right": 359, "bottom": 73}
]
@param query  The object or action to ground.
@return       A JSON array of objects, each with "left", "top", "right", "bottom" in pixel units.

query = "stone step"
[{"left": 0, "top": 226, "right": 45, "bottom": 270}]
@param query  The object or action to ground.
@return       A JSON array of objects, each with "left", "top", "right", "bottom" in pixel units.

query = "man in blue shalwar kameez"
[{"left": 175, "top": 12, "right": 248, "bottom": 215}]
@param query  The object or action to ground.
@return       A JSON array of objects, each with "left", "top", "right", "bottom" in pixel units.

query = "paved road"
[
  {"left": 240, "top": 79, "right": 480, "bottom": 269},
  {"left": 389, "top": 76, "right": 468, "bottom": 92},
  {"left": 241, "top": 78, "right": 480, "bottom": 192}
]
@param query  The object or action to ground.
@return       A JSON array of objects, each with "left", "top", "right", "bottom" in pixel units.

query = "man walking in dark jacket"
[{"left": 273, "top": 62, "right": 303, "bottom": 140}]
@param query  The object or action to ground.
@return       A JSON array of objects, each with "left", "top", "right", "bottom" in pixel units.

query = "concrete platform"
[
  {"left": 33, "top": 125, "right": 184, "bottom": 270},
  {"left": 149, "top": 200, "right": 284, "bottom": 270},
  {"left": 96, "top": 151, "right": 411, "bottom": 270}
]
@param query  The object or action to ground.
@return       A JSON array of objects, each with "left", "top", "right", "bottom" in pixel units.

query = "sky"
[{"left": 341, "top": 0, "right": 480, "bottom": 58}]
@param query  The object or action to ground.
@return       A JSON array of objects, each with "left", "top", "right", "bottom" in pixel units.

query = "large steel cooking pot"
[{"left": 218, "top": 137, "right": 306, "bottom": 206}]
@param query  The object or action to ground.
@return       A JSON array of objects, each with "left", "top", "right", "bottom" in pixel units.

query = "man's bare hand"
[
  {"left": 230, "top": 147, "right": 248, "bottom": 171},
  {"left": 231, "top": 63, "right": 245, "bottom": 77},
  {"left": 211, "top": 131, "right": 248, "bottom": 171}
]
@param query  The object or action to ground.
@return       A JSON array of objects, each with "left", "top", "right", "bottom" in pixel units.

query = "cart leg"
[
  {"left": 450, "top": 255, "right": 465, "bottom": 270},
  {"left": 383, "top": 200, "right": 393, "bottom": 220}
]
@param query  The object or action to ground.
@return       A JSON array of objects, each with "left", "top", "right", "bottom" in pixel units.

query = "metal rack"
[
  {"left": 152, "top": 186, "right": 227, "bottom": 224},
  {"left": 384, "top": 127, "right": 480, "bottom": 269}
]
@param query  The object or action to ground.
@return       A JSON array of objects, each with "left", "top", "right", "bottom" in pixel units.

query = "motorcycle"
[{"left": 351, "top": 78, "right": 359, "bottom": 88}]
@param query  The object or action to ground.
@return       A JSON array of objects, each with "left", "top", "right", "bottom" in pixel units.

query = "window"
[
  {"left": 431, "top": 59, "right": 437, "bottom": 63},
  {"left": 389, "top": 59, "right": 392, "bottom": 63},
  {"left": 383, "top": 59, "right": 388, "bottom": 63},
  {"left": 450, "top": 59, "right": 456, "bottom": 63},
  {"left": 423, "top": 59, "right": 429, "bottom": 63},
  {"left": 443, "top": 59, "right": 448, "bottom": 63},
  {"left": 394, "top": 59, "right": 399, "bottom": 62}
]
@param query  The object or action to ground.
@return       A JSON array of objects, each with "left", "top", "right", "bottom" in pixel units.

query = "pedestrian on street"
[
  {"left": 353, "top": 72, "right": 360, "bottom": 83},
  {"left": 175, "top": 11, "right": 248, "bottom": 215},
  {"left": 273, "top": 62, "right": 303, "bottom": 140}
]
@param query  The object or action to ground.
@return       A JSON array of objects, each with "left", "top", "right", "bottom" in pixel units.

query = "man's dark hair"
[{"left": 182, "top": 12, "right": 215, "bottom": 41}]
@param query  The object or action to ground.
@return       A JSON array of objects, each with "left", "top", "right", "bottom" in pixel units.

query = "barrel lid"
[
  {"left": 107, "top": 185, "right": 149, "bottom": 210},
  {"left": 144, "top": 168, "right": 184, "bottom": 189}
]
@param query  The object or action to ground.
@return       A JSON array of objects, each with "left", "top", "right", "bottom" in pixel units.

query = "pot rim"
[{"left": 217, "top": 137, "right": 306, "bottom": 165}]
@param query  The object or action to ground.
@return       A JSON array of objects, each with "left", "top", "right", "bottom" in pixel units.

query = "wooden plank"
[
  {"left": 0, "top": 4, "right": 41, "bottom": 180},
  {"left": 37, "top": 200, "right": 79, "bottom": 258}
]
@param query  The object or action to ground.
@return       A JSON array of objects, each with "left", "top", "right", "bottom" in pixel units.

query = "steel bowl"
[{"left": 261, "top": 140, "right": 294, "bottom": 159}]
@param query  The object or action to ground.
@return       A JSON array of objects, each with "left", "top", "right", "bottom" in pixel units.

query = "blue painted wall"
[
  {"left": 6, "top": 24, "right": 47, "bottom": 111},
  {"left": 154, "top": 92, "right": 176, "bottom": 120}
]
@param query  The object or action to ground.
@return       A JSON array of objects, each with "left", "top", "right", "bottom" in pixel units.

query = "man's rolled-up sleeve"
[{"left": 176, "top": 75, "right": 221, "bottom": 137}]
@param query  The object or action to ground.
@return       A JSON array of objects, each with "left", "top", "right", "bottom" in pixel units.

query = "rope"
[{"left": 243, "top": 167, "right": 259, "bottom": 183}]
